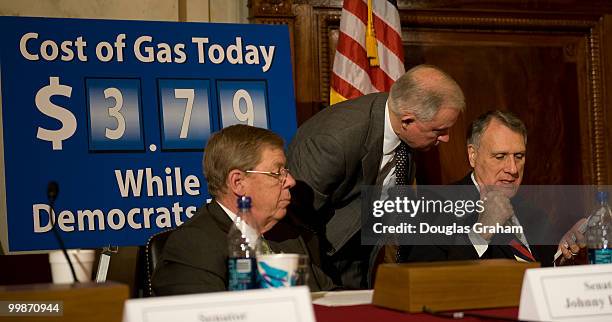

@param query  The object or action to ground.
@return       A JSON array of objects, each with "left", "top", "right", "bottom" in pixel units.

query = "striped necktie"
[
  {"left": 509, "top": 238, "right": 535, "bottom": 262},
  {"left": 260, "top": 237, "right": 274, "bottom": 254},
  {"left": 395, "top": 142, "right": 410, "bottom": 185}
]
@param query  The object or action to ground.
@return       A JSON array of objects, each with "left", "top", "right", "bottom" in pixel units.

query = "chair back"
[{"left": 144, "top": 229, "right": 174, "bottom": 297}]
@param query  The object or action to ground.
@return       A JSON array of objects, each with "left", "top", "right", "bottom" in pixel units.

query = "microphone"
[
  {"left": 47, "top": 181, "right": 58, "bottom": 202},
  {"left": 47, "top": 181, "right": 78, "bottom": 283}
]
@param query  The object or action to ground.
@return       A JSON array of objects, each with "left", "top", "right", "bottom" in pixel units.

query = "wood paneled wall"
[{"left": 249, "top": 0, "right": 612, "bottom": 189}]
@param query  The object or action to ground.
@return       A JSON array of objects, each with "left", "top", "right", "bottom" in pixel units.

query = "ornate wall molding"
[
  {"left": 317, "top": 13, "right": 340, "bottom": 105},
  {"left": 587, "top": 22, "right": 606, "bottom": 185},
  {"left": 249, "top": 0, "right": 294, "bottom": 17}
]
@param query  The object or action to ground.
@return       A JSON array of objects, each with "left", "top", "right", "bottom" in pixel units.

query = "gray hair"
[
  {"left": 467, "top": 110, "right": 527, "bottom": 148},
  {"left": 203, "top": 125, "right": 284, "bottom": 197},
  {"left": 388, "top": 64, "right": 465, "bottom": 121}
]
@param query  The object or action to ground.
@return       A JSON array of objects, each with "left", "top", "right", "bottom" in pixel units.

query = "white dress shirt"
[
  {"left": 218, "top": 201, "right": 260, "bottom": 250},
  {"left": 377, "top": 101, "right": 401, "bottom": 187},
  {"left": 467, "top": 173, "right": 532, "bottom": 260}
]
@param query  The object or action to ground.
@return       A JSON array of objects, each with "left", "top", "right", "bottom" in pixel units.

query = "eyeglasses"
[{"left": 244, "top": 168, "right": 290, "bottom": 184}]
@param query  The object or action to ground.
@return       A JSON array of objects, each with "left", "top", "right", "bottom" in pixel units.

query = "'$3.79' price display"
[{"left": 34, "top": 76, "right": 269, "bottom": 152}]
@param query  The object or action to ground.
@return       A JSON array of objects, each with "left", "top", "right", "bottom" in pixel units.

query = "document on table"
[{"left": 311, "top": 290, "right": 373, "bottom": 306}]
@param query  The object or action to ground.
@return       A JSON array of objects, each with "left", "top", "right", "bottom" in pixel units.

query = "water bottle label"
[
  {"left": 588, "top": 248, "right": 612, "bottom": 264},
  {"left": 228, "top": 257, "right": 257, "bottom": 290},
  {"left": 235, "top": 258, "right": 252, "bottom": 273}
]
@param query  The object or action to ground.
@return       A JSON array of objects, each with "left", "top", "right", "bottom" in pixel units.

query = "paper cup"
[
  {"left": 49, "top": 249, "right": 95, "bottom": 284},
  {"left": 257, "top": 254, "right": 299, "bottom": 288}
]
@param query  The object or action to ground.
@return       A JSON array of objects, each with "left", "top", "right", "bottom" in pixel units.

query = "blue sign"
[{"left": 0, "top": 16, "right": 297, "bottom": 252}]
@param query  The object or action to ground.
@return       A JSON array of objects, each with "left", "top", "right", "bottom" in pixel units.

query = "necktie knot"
[{"left": 260, "top": 237, "right": 274, "bottom": 254}]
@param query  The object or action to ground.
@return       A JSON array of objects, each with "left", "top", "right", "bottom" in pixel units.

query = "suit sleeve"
[
  {"left": 152, "top": 227, "right": 227, "bottom": 295},
  {"left": 288, "top": 133, "right": 346, "bottom": 211},
  {"left": 152, "top": 261, "right": 226, "bottom": 295},
  {"left": 289, "top": 133, "right": 366, "bottom": 252}
]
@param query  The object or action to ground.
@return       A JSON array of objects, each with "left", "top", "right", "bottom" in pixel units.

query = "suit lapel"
[
  {"left": 455, "top": 173, "right": 475, "bottom": 186},
  {"left": 500, "top": 244, "right": 519, "bottom": 260},
  {"left": 208, "top": 200, "right": 234, "bottom": 234},
  {"left": 361, "top": 93, "right": 387, "bottom": 185}
]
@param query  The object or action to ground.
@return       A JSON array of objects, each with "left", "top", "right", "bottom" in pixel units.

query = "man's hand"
[
  {"left": 477, "top": 190, "right": 515, "bottom": 241},
  {"left": 557, "top": 218, "right": 587, "bottom": 261}
]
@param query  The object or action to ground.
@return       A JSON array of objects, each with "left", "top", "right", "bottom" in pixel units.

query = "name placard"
[
  {"left": 122, "top": 287, "right": 315, "bottom": 322},
  {"left": 519, "top": 264, "right": 612, "bottom": 322}
]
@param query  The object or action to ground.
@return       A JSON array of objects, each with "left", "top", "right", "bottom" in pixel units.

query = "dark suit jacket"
[
  {"left": 287, "top": 93, "right": 415, "bottom": 288},
  {"left": 151, "top": 200, "right": 335, "bottom": 295},
  {"left": 398, "top": 174, "right": 557, "bottom": 267}
]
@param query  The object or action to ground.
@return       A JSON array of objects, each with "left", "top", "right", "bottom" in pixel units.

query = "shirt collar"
[
  {"left": 217, "top": 200, "right": 260, "bottom": 246},
  {"left": 383, "top": 100, "right": 401, "bottom": 155},
  {"left": 217, "top": 201, "right": 238, "bottom": 222},
  {"left": 471, "top": 172, "right": 480, "bottom": 193}
]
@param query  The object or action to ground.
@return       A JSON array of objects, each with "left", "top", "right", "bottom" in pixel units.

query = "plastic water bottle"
[
  {"left": 586, "top": 191, "right": 612, "bottom": 264},
  {"left": 227, "top": 196, "right": 259, "bottom": 290}
]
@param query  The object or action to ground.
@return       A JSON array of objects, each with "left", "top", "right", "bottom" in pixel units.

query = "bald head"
[{"left": 388, "top": 65, "right": 465, "bottom": 121}]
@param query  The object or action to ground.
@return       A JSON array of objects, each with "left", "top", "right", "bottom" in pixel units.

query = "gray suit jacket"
[
  {"left": 152, "top": 200, "right": 335, "bottom": 295},
  {"left": 287, "top": 93, "right": 415, "bottom": 287}
]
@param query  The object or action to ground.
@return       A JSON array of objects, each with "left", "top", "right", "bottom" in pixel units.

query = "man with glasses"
[
  {"left": 288, "top": 65, "right": 466, "bottom": 289},
  {"left": 152, "top": 125, "right": 335, "bottom": 295}
]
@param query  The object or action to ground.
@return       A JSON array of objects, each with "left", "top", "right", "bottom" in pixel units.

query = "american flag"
[{"left": 330, "top": 0, "right": 405, "bottom": 105}]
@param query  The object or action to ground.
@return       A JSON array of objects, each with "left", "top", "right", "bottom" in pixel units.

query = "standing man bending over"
[{"left": 288, "top": 65, "right": 465, "bottom": 288}]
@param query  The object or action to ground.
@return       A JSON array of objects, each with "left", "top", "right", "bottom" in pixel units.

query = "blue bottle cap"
[
  {"left": 597, "top": 191, "right": 609, "bottom": 203},
  {"left": 237, "top": 196, "right": 252, "bottom": 209}
]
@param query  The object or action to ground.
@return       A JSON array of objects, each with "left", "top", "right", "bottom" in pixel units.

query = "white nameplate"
[
  {"left": 519, "top": 264, "right": 612, "bottom": 322},
  {"left": 122, "top": 287, "right": 315, "bottom": 322}
]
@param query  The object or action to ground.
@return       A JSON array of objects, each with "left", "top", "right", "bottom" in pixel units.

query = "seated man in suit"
[
  {"left": 399, "top": 110, "right": 556, "bottom": 265},
  {"left": 152, "top": 125, "right": 335, "bottom": 295}
]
